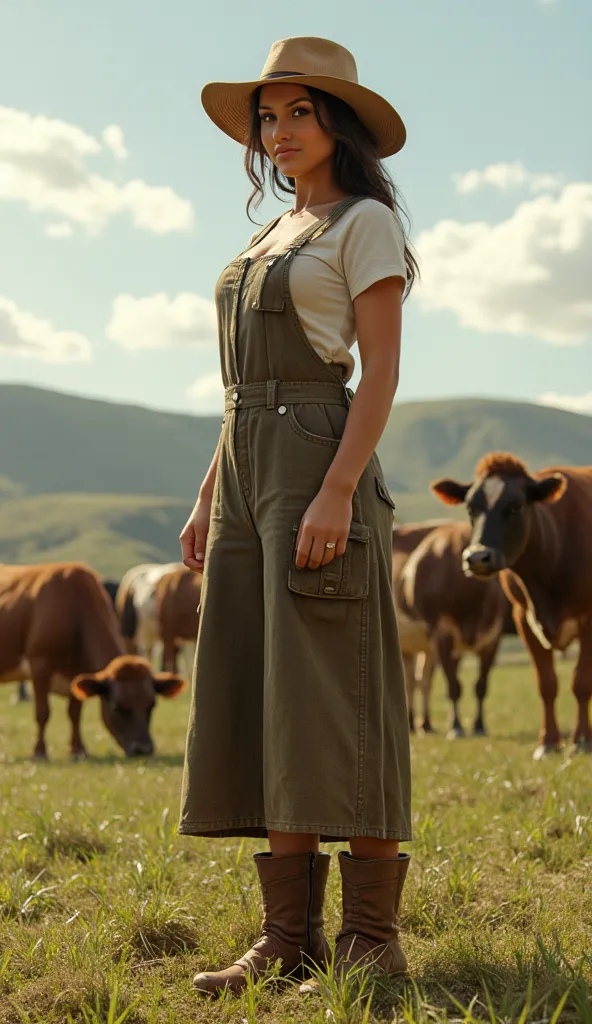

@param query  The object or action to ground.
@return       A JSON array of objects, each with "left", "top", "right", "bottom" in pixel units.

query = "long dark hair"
[{"left": 244, "top": 85, "right": 420, "bottom": 298}]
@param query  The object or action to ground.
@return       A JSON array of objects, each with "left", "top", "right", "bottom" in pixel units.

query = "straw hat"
[{"left": 201, "top": 36, "right": 406, "bottom": 158}]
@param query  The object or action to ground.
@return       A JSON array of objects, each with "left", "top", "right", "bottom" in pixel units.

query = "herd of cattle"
[
  {"left": 0, "top": 562, "right": 197, "bottom": 759},
  {"left": 1, "top": 451, "right": 591, "bottom": 763}
]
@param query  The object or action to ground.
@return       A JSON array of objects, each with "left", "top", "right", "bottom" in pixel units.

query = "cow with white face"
[{"left": 431, "top": 451, "right": 592, "bottom": 759}]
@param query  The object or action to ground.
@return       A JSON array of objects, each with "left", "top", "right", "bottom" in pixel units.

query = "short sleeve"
[{"left": 338, "top": 200, "right": 407, "bottom": 301}]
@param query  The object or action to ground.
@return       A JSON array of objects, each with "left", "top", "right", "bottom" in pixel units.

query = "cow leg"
[
  {"left": 418, "top": 649, "right": 436, "bottom": 733},
  {"left": 570, "top": 620, "right": 592, "bottom": 753},
  {"left": 161, "top": 638, "right": 179, "bottom": 674},
  {"left": 181, "top": 641, "right": 197, "bottom": 680},
  {"left": 30, "top": 663, "right": 52, "bottom": 760},
  {"left": 436, "top": 635, "right": 464, "bottom": 738},
  {"left": 67, "top": 695, "right": 87, "bottom": 760},
  {"left": 18, "top": 681, "right": 30, "bottom": 702},
  {"left": 402, "top": 653, "right": 416, "bottom": 731},
  {"left": 473, "top": 636, "right": 501, "bottom": 736},
  {"left": 513, "top": 608, "right": 562, "bottom": 759}
]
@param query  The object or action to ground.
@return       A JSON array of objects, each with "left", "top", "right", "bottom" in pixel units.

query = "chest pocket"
[
  {"left": 288, "top": 521, "right": 371, "bottom": 599},
  {"left": 250, "top": 256, "right": 286, "bottom": 312}
]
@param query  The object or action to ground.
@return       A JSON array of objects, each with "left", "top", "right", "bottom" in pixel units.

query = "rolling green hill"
[
  {"left": 0, "top": 493, "right": 190, "bottom": 578},
  {"left": 1, "top": 383, "right": 591, "bottom": 576}
]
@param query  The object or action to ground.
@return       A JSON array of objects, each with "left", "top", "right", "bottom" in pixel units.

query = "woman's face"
[{"left": 258, "top": 83, "right": 335, "bottom": 178}]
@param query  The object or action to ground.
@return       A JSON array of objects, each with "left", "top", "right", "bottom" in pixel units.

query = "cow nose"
[
  {"left": 462, "top": 545, "right": 504, "bottom": 577},
  {"left": 127, "top": 741, "right": 154, "bottom": 758}
]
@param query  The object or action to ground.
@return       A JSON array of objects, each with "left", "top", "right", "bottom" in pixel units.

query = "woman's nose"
[{"left": 273, "top": 120, "right": 292, "bottom": 141}]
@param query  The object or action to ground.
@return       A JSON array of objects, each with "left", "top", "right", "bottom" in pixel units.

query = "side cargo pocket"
[
  {"left": 288, "top": 521, "right": 371, "bottom": 599},
  {"left": 375, "top": 475, "right": 396, "bottom": 511}
]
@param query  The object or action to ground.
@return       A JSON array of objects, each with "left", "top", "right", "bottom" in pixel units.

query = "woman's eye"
[{"left": 292, "top": 107, "right": 309, "bottom": 117}]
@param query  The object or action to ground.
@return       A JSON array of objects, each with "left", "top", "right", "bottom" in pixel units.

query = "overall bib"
[{"left": 179, "top": 196, "right": 411, "bottom": 843}]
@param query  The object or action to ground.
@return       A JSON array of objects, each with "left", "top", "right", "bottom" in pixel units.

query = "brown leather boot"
[
  {"left": 300, "top": 850, "right": 409, "bottom": 995},
  {"left": 193, "top": 850, "right": 331, "bottom": 997}
]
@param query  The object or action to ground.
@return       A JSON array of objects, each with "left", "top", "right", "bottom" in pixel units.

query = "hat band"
[{"left": 262, "top": 70, "right": 305, "bottom": 79}]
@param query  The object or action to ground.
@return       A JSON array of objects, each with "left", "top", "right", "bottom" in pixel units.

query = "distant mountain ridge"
[{"left": 2, "top": 384, "right": 591, "bottom": 575}]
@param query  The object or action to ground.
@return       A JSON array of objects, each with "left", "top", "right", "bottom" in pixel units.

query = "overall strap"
[
  {"left": 235, "top": 213, "right": 284, "bottom": 258},
  {"left": 287, "top": 195, "right": 366, "bottom": 253}
]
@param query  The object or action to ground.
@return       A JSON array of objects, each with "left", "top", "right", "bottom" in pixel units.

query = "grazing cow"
[
  {"left": 392, "top": 521, "right": 448, "bottom": 732},
  {"left": 431, "top": 452, "right": 592, "bottom": 758},
  {"left": 395, "top": 520, "right": 508, "bottom": 737},
  {"left": 12, "top": 575, "right": 123, "bottom": 705},
  {"left": 115, "top": 562, "right": 183, "bottom": 662},
  {"left": 155, "top": 566, "right": 202, "bottom": 675},
  {"left": 0, "top": 562, "right": 185, "bottom": 759}
]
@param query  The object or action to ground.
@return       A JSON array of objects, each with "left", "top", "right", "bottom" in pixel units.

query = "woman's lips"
[{"left": 276, "top": 149, "right": 299, "bottom": 158}]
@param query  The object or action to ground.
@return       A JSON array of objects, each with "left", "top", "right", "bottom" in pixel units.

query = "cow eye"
[
  {"left": 505, "top": 502, "right": 522, "bottom": 517},
  {"left": 115, "top": 706, "right": 133, "bottom": 720}
]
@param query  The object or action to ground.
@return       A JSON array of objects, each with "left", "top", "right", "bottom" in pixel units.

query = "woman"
[{"left": 178, "top": 35, "right": 418, "bottom": 998}]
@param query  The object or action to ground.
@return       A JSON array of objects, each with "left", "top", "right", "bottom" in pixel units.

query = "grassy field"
[{"left": 0, "top": 653, "right": 590, "bottom": 1023}]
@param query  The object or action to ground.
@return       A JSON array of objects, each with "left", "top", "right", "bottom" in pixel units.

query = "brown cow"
[
  {"left": 431, "top": 452, "right": 592, "bottom": 758},
  {"left": 0, "top": 562, "right": 185, "bottom": 759},
  {"left": 395, "top": 520, "right": 508, "bottom": 737},
  {"left": 392, "top": 521, "right": 447, "bottom": 732},
  {"left": 155, "top": 566, "right": 202, "bottom": 674}
]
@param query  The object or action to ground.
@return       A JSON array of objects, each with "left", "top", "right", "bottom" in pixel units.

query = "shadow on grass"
[{"left": 366, "top": 935, "right": 592, "bottom": 1022}]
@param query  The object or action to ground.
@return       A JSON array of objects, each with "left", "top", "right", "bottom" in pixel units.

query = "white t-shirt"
[{"left": 244, "top": 198, "right": 407, "bottom": 382}]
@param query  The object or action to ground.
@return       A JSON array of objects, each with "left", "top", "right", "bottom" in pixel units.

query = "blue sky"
[{"left": 0, "top": 0, "right": 590, "bottom": 416}]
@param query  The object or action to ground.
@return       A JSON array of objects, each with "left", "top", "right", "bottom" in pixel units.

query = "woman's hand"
[
  {"left": 295, "top": 483, "right": 352, "bottom": 569},
  {"left": 180, "top": 495, "right": 212, "bottom": 573}
]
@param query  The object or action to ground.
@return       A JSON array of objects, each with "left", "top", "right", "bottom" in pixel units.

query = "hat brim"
[{"left": 201, "top": 75, "right": 406, "bottom": 158}]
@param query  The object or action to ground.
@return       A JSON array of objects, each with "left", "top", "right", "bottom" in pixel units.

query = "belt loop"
[
  {"left": 266, "top": 379, "right": 279, "bottom": 409},
  {"left": 341, "top": 382, "right": 353, "bottom": 407}
]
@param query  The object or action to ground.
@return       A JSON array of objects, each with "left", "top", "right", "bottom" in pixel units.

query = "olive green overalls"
[{"left": 179, "top": 196, "right": 411, "bottom": 843}]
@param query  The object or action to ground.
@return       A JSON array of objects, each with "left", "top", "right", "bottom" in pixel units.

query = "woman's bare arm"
[
  {"left": 295, "top": 275, "right": 404, "bottom": 569},
  {"left": 179, "top": 427, "right": 223, "bottom": 572}
]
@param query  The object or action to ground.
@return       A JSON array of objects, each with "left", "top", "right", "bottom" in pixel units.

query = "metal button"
[
  {"left": 277, "top": 405, "right": 287, "bottom": 415},
  {"left": 232, "top": 391, "right": 239, "bottom": 401},
  {"left": 324, "top": 586, "right": 336, "bottom": 594}
]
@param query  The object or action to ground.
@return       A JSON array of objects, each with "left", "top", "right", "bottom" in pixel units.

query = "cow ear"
[
  {"left": 430, "top": 478, "right": 471, "bottom": 506},
  {"left": 526, "top": 473, "right": 567, "bottom": 505},
  {"left": 71, "top": 674, "right": 109, "bottom": 700},
  {"left": 153, "top": 673, "right": 185, "bottom": 699}
]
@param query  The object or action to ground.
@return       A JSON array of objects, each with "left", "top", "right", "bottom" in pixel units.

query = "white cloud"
[
  {"left": 415, "top": 181, "right": 592, "bottom": 345},
  {"left": 45, "top": 221, "right": 74, "bottom": 238},
  {"left": 454, "top": 161, "right": 563, "bottom": 195},
  {"left": 106, "top": 292, "right": 218, "bottom": 349},
  {"left": 0, "top": 296, "right": 91, "bottom": 362},
  {"left": 0, "top": 106, "right": 193, "bottom": 235},
  {"left": 187, "top": 372, "right": 225, "bottom": 402},
  {"left": 101, "top": 124, "right": 128, "bottom": 160},
  {"left": 538, "top": 391, "right": 592, "bottom": 416}
]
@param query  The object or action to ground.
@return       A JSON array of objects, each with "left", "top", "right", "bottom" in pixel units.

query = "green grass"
[{"left": 0, "top": 652, "right": 590, "bottom": 1023}]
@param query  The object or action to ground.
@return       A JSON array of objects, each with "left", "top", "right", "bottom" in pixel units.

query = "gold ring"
[{"left": 325, "top": 541, "right": 336, "bottom": 549}]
